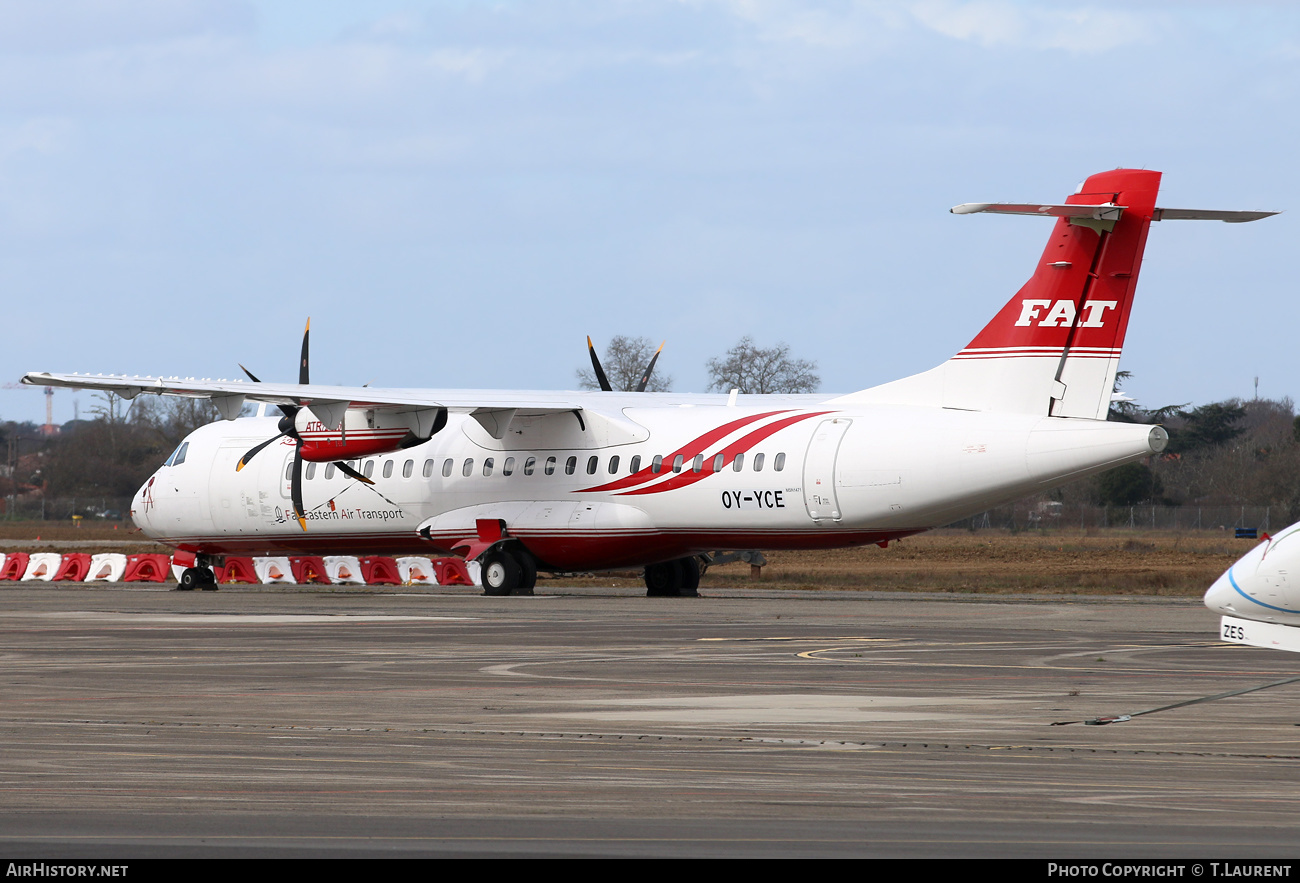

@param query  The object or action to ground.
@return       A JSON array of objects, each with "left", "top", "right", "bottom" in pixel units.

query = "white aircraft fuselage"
[{"left": 134, "top": 397, "right": 1165, "bottom": 571}]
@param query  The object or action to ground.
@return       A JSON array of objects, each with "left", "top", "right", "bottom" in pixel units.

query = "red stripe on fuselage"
[
  {"left": 618, "top": 411, "right": 831, "bottom": 496},
  {"left": 576, "top": 410, "right": 791, "bottom": 493}
]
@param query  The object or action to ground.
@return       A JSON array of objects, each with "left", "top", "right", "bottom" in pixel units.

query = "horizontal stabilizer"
[
  {"left": 953, "top": 203, "right": 1277, "bottom": 224},
  {"left": 1152, "top": 207, "right": 1278, "bottom": 223},
  {"left": 951, "top": 202, "right": 1124, "bottom": 221}
]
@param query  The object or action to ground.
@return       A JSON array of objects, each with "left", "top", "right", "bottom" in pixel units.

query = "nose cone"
[
  {"left": 1204, "top": 568, "right": 1239, "bottom": 616},
  {"left": 131, "top": 475, "right": 156, "bottom": 533}
]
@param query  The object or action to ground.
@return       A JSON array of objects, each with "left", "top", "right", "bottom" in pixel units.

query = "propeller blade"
[
  {"left": 236, "top": 433, "right": 286, "bottom": 472},
  {"left": 332, "top": 460, "right": 375, "bottom": 485},
  {"left": 238, "top": 363, "right": 262, "bottom": 383},
  {"left": 299, "top": 318, "right": 311, "bottom": 386},
  {"left": 291, "top": 445, "right": 307, "bottom": 531},
  {"left": 635, "top": 340, "right": 666, "bottom": 393},
  {"left": 587, "top": 336, "right": 612, "bottom": 392}
]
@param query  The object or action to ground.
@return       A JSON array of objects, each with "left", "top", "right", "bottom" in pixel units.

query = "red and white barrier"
[
  {"left": 0, "top": 553, "right": 28, "bottom": 581},
  {"left": 0, "top": 546, "right": 487, "bottom": 589},
  {"left": 21, "top": 553, "right": 62, "bottom": 581},
  {"left": 216, "top": 557, "right": 257, "bottom": 584},
  {"left": 396, "top": 556, "right": 437, "bottom": 585},
  {"left": 53, "top": 554, "right": 92, "bottom": 581},
  {"left": 323, "top": 556, "right": 365, "bottom": 585},
  {"left": 253, "top": 557, "right": 295, "bottom": 584},
  {"left": 123, "top": 554, "right": 171, "bottom": 583},
  {"left": 359, "top": 557, "right": 401, "bottom": 586},
  {"left": 86, "top": 553, "right": 127, "bottom": 582}
]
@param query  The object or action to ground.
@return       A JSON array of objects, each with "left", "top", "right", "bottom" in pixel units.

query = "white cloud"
[{"left": 908, "top": 1, "right": 1153, "bottom": 53}]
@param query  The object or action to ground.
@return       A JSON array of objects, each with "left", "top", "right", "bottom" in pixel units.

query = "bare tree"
[
  {"left": 706, "top": 337, "right": 819, "bottom": 394},
  {"left": 576, "top": 335, "right": 673, "bottom": 392}
]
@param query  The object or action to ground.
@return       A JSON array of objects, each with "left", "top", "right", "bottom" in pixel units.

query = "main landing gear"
[
  {"left": 644, "top": 557, "right": 700, "bottom": 598},
  {"left": 176, "top": 558, "right": 219, "bottom": 592},
  {"left": 480, "top": 547, "right": 538, "bottom": 597}
]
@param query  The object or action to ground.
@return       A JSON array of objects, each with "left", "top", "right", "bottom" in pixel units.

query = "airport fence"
[
  {"left": 0, "top": 495, "right": 135, "bottom": 524},
  {"left": 946, "top": 503, "right": 1279, "bottom": 533}
]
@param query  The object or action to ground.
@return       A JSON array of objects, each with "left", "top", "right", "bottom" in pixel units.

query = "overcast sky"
[{"left": 1, "top": 0, "right": 1295, "bottom": 425}]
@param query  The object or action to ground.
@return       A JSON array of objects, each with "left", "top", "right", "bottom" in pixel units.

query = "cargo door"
[{"left": 802, "top": 418, "right": 851, "bottom": 523}]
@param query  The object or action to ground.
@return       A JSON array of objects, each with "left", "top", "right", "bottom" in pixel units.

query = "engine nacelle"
[{"left": 295, "top": 405, "right": 447, "bottom": 462}]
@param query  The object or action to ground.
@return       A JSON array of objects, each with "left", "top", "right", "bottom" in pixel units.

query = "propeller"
[
  {"left": 586, "top": 336, "right": 612, "bottom": 391},
  {"left": 587, "top": 337, "right": 666, "bottom": 393},
  {"left": 635, "top": 341, "right": 665, "bottom": 393},
  {"left": 234, "top": 319, "right": 372, "bottom": 532}
]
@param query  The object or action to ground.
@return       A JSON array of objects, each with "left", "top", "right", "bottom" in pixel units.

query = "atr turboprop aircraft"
[
  {"left": 24, "top": 169, "right": 1276, "bottom": 596},
  {"left": 1206, "top": 521, "right": 1300, "bottom": 653}
]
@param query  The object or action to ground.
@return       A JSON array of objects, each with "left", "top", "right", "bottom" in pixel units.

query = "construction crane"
[{"left": 0, "top": 384, "right": 59, "bottom": 435}]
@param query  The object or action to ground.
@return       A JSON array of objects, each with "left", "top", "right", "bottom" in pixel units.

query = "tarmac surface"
[{"left": 2, "top": 582, "right": 1299, "bottom": 858}]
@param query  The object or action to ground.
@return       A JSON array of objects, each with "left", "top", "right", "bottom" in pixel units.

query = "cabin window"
[
  {"left": 285, "top": 461, "right": 293, "bottom": 481},
  {"left": 565, "top": 456, "right": 577, "bottom": 476},
  {"left": 544, "top": 456, "right": 556, "bottom": 476},
  {"left": 363, "top": 460, "right": 375, "bottom": 479},
  {"left": 462, "top": 459, "right": 474, "bottom": 478},
  {"left": 442, "top": 459, "right": 453, "bottom": 478},
  {"left": 403, "top": 460, "right": 414, "bottom": 479},
  {"left": 382, "top": 460, "right": 394, "bottom": 479},
  {"left": 651, "top": 455, "right": 662, "bottom": 474},
  {"left": 692, "top": 455, "right": 703, "bottom": 473},
  {"left": 712, "top": 454, "right": 725, "bottom": 473},
  {"left": 524, "top": 457, "right": 536, "bottom": 476},
  {"left": 325, "top": 463, "right": 336, "bottom": 479},
  {"left": 483, "top": 458, "right": 494, "bottom": 477},
  {"left": 774, "top": 452, "right": 786, "bottom": 472},
  {"left": 753, "top": 453, "right": 765, "bottom": 472},
  {"left": 586, "top": 456, "right": 598, "bottom": 475},
  {"left": 503, "top": 457, "right": 515, "bottom": 477},
  {"left": 672, "top": 454, "right": 684, "bottom": 473},
  {"left": 608, "top": 455, "right": 619, "bottom": 474},
  {"left": 732, "top": 453, "right": 744, "bottom": 472},
  {"left": 423, "top": 459, "right": 434, "bottom": 478},
  {"left": 306, "top": 463, "right": 317, "bottom": 480}
]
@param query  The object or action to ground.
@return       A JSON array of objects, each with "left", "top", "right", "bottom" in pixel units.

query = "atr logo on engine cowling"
[{"left": 1015, "top": 299, "right": 1117, "bottom": 328}]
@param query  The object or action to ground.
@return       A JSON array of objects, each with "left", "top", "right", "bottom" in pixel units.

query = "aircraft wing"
[{"left": 21, "top": 372, "right": 586, "bottom": 429}]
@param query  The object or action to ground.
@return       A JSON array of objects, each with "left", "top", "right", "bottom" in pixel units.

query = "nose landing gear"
[{"left": 176, "top": 555, "right": 219, "bottom": 591}]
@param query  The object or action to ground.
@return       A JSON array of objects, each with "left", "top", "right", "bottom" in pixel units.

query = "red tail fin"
[
  {"left": 836, "top": 169, "right": 1162, "bottom": 417},
  {"left": 953, "top": 169, "right": 1160, "bottom": 418}
]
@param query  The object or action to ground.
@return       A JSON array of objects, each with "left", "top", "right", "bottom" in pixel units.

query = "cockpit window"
[{"left": 165, "top": 441, "right": 189, "bottom": 467}]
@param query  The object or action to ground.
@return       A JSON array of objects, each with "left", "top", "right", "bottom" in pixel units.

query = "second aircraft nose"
[{"left": 1203, "top": 569, "right": 1238, "bottom": 617}]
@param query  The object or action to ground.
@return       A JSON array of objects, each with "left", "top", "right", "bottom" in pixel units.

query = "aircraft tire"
[
  {"left": 516, "top": 552, "right": 537, "bottom": 596},
  {"left": 678, "top": 556, "right": 701, "bottom": 597},
  {"left": 178, "top": 567, "right": 218, "bottom": 591},
  {"left": 481, "top": 550, "right": 521, "bottom": 597},
  {"left": 644, "top": 560, "right": 684, "bottom": 597}
]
